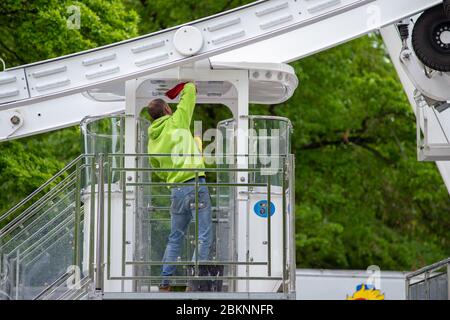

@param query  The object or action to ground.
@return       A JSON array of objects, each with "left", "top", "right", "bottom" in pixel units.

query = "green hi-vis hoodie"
[{"left": 147, "top": 82, "right": 205, "bottom": 183}]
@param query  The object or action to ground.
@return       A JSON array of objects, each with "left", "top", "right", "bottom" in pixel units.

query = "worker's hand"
[
  {"left": 184, "top": 81, "right": 198, "bottom": 93},
  {"left": 186, "top": 80, "right": 198, "bottom": 87}
]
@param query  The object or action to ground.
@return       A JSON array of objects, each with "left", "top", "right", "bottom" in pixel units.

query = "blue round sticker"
[{"left": 254, "top": 200, "right": 275, "bottom": 218}]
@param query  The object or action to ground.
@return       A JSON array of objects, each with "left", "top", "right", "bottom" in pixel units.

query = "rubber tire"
[
  {"left": 412, "top": 5, "right": 450, "bottom": 72},
  {"left": 445, "top": 0, "right": 450, "bottom": 19}
]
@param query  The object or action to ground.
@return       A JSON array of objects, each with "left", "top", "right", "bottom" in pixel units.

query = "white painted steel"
[
  {"left": 0, "top": 0, "right": 444, "bottom": 144},
  {"left": 0, "top": 61, "right": 298, "bottom": 141},
  {"left": 0, "top": 0, "right": 440, "bottom": 110},
  {"left": 381, "top": 24, "right": 450, "bottom": 193},
  {"left": 247, "top": 186, "right": 284, "bottom": 292},
  {"left": 0, "top": 93, "right": 123, "bottom": 141},
  {"left": 295, "top": 269, "right": 408, "bottom": 300},
  {"left": 81, "top": 189, "right": 133, "bottom": 293},
  {"left": 211, "top": 0, "right": 442, "bottom": 63},
  {"left": 173, "top": 26, "right": 204, "bottom": 56}
]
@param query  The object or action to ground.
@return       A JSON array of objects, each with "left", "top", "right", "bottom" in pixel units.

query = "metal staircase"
[{"left": 0, "top": 155, "right": 88, "bottom": 300}]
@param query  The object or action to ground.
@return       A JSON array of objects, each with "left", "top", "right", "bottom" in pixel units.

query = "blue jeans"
[{"left": 161, "top": 177, "right": 212, "bottom": 286}]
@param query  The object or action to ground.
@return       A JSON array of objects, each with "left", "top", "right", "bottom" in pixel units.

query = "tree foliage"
[
  {"left": 0, "top": 0, "right": 139, "bottom": 212},
  {"left": 0, "top": 0, "right": 449, "bottom": 271}
]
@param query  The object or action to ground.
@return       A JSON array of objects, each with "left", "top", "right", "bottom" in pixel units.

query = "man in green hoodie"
[{"left": 147, "top": 82, "right": 212, "bottom": 292}]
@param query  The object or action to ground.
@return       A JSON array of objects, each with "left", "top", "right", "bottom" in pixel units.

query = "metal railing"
[
  {"left": 406, "top": 257, "right": 450, "bottom": 300},
  {"left": 0, "top": 155, "right": 84, "bottom": 228},
  {"left": 0, "top": 152, "right": 296, "bottom": 299},
  {"left": 0, "top": 155, "right": 92, "bottom": 300},
  {"left": 91, "top": 153, "right": 295, "bottom": 298}
]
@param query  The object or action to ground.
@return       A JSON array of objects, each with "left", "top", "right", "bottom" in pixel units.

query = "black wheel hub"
[{"left": 432, "top": 22, "right": 450, "bottom": 53}]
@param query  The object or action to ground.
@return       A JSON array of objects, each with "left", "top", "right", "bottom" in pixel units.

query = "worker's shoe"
[{"left": 158, "top": 285, "right": 171, "bottom": 292}]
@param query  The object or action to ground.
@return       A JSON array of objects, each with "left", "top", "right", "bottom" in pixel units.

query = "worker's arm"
[{"left": 171, "top": 82, "right": 196, "bottom": 129}]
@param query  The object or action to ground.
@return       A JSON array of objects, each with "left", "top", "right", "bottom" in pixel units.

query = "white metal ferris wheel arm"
[
  {"left": 0, "top": 0, "right": 441, "bottom": 111},
  {"left": 0, "top": 0, "right": 444, "bottom": 143},
  {"left": 211, "top": 0, "right": 442, "bottom": 64}
]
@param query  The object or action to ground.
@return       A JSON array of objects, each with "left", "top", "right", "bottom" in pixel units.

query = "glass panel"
[
  {"left": 0, "top": 192, "right": 84, "bottom": 299},
  {"left": 248, "top": 116, "right": 291, "bottom": 186},
  {"left": 80, "top": 115, "right": 151, "bottom": 187},
  {"left": 0, "top": 158, "right": 88, "bottom": 300}
]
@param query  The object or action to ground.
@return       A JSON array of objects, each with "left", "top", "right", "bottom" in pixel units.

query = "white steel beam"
[
  {"left": 0, "top": 93, "right": 123, "bottom": 141},
  {"left": 211, "top": 0, "right": 442, "bottom": 64},
  {"left": 0, "top": 0, "right": 441, "bottom": 111}
]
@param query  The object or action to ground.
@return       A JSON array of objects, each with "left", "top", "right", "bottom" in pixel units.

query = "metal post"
[
  {"left": 289, "top": 155, "right": 296, "bottom": 296},
  {"left": 194, "top": 172, "right": 199, "bottom": 277},
  {"left": 405, "top": 277, "right": 410, "bottom": 300},
  {"left": 267, "top": 175, "right": 271, "bottom": 277},
  {"left": 95, "top": 154, "right": 105, "bottom": 291},
  {"left": 121, "top": 164, "right": 127, "bottom": 281},
  {"left": 73, "top": 161, "right": 82, "bottom": 269},
  {"left": 0, "top": 253, "right": 3, "bottom": 285},
  {"left": 232, "top": 72, "right": 249, "bottom": 293},
  {"left": 281, "top": 158, "right": 287, "bottom": 295},
  {"left": 107, "top": 158, "right": 112, "bottom": 280},
  {"left": 447, "top": 263, "right": 450, "bottom": 300},
  {"left": 15, "top": 249, "right": 20, "bottom": 300},
  {"left": 230, "top": 163, "right": 237, "bottom": 293},
  {"left": 89, "top": 156, "right": 96, "bottom": 280}
]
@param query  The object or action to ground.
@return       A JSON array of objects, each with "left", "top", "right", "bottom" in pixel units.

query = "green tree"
[
  {"left": 276, "top": 35, "right": 450, "bottom": 269},
  {"left": 0, "top": 0, "right": 140, "bottom": 212},
  {"left": 1, "top": 0, "right": 449, "bottom": 271}
]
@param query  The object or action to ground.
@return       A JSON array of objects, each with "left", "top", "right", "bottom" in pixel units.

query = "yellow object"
[{"left": 346, "top": 284, "right": 385, "bottom": 300}]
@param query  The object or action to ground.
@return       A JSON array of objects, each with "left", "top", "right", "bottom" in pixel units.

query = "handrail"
[
  {"left": 24, "top": 212, "right": 84, "bottom": 270},
  {"left": 2, "top": 172, "right": 78, "bottom": 230},
  {"left": 406, "top": 257, "right": 450, "bottom": 279},
  {"left": 106, "top": 153, "right": 289, "bottom": 157},
  {"left": 406, "top": 257, "right": 450, "bottom": 300},
  {"left": 0, "top": 192, "right": 77, "bottom": 249},
  {"left": 19, "top": 211, "right": 77, "bottom": 261},
  {"left": 0, "top": 181, "right": 77, "bottom": 238},
  {"left": 0, "top": 155, "right": 89, "bottom": 300},
  {"left": 2, "top": 203, "right": 77, "bottom": 256},
  {"left": 33, "top": 271, "right": 72, "bottom": 300},
  {"left": 57, "top": 275, "right": 91, "bottom": 300},
  {"left": 0, "top": 159, "right": 90, "bottom": 240},
  {"left": 0, "top": 154, "right": 85, "bottom": 224},
  {"left": 99, "top": 153, "right": 292, "bottom": 289}
]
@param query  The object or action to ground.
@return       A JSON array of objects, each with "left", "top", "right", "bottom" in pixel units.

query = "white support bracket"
[
  {"left": 0, "top": 93, "right": 124, "bottom": 141},
  {"left": 399, "top": 46, "right": 450, "bottom": 102},
  {"left": 415, "top": 94, "right": 450, "bottom": 161}
]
